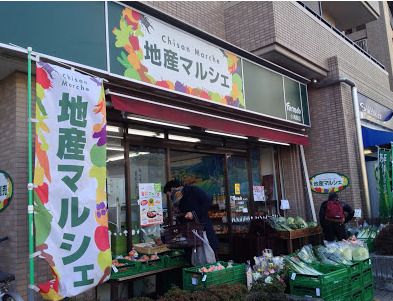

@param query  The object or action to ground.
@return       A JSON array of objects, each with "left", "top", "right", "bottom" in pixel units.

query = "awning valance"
[
  {"left": 110, "top": 93, "right": 309, "bottom": 145},
  {"left": 362, "top": 126, "right": 393, "bottom": 147}
]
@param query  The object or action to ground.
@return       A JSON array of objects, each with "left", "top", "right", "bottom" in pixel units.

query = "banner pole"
[{"left": 27, "top": 46, "right": 35, "bottom": 301}]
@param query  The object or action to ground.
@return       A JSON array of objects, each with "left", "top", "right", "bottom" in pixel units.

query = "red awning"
[{"left": 110, "top": 94, "right": 308, "bottom": 145}]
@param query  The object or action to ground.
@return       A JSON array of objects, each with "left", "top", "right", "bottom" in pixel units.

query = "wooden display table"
[{"left": 272, "top": 226, "right": 322, "bottom": 254}]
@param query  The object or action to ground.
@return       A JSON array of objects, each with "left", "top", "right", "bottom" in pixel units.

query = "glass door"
[
  {"left": 227, "top": 155, "right": 251, "bottom": 234},
  {"left": 129, "top": 146, "right": 167, "bottom": 244}
]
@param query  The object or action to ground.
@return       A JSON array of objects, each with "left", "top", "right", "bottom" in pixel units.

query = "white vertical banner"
[{"left": 34, "top": 62, "right": 111, "bottom": 300}]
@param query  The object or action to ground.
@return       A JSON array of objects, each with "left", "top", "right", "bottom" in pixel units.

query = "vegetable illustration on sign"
[
  {"left": 309, "top": 172, "right": 349, "bottom": 194},
  {"left": 112, "top": 6, "right": 244, "bottom": 108}
]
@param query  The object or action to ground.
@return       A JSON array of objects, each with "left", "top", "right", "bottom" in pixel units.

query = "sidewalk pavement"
[{"left": 374, "top": 289, "right": 393, "bottom": 301}]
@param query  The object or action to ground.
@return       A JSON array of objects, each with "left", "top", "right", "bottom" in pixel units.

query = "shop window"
[
  {"left": 252, "top": 146, "right": 279, "bottom": 216},
  {"left": 129, "top": 146, "right": 167, "bottom": 244},
  {"left": 227, "top": 155, "right": 250, "bottom": 234}
]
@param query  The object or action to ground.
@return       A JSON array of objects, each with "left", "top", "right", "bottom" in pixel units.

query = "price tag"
[
  {"left": 280, "top": 200, "right": 290, "bottom": 210},
  {"left": 354, "top": 208, "right": 362, "bottom": 218},
  {"left": 202, "top": 274, "right": 207, "bottom": 282},
  {"left": 316, "top": 288, "right": 321, "bottom": 297},
  {"left": 291, "top": 273, "right": 296, "bottom": 280},
  {"left": 111, "top": 265, "right": 118, "bottom": 273},
  {"left": 192, "top": 277, "right": 198, "bottom": 286}
]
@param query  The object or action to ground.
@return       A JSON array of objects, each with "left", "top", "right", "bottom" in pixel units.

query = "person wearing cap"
[
  {"left": 319, "top": 192, "right": 354, "bottom": 241},
  {"left": 163, "top": 179, "right": 219, "bottom": 255}
]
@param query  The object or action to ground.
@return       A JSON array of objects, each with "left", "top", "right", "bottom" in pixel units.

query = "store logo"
[{"left": 286, "top": 102, "right": 301, "bottom": 114}]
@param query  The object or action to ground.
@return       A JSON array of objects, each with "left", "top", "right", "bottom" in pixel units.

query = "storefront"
[
  {"left": 0, "top": 1, "right": 314, "bottom": 300},
  {"left": 359, "top": 93, "right": 393, "bottom": 221}
]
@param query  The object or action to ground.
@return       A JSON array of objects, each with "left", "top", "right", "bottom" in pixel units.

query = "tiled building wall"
[
  {"left": 367, "top": 1, "right": 393, "bottom": 90},
  {"left": 0, "top": 74, "right": 17, "bottom": 289},
  {"left": 0, "top": 72, "right": 51, "bottom": 300},
  {"left": 149, "top": 1, "right": 226, "bottom": 39}
]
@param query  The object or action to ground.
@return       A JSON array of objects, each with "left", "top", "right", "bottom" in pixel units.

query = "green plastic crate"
[
  {"left": 350, "top": 273, "right": 362, "bottom": 293},
  {"left": 355, "top": 258, "right": 372, "bottom": 272},
  {"left": 361, "top": 268, "right": 373, "bottom": 286},
  {"left": 289, "top": 264, "right": 350, "bottom": 301},
  {"left": 110, "top": 260, "right": 142, "bottom": 280},
  {"left": 140, "top": 257, "right": 166, "bottom": 272},
  {"left": 347, "top": 261, "right": 362, "bottom": 277},
  {"left": 362, "top": 284, "right": 374, "bottom": 301},
  {"left": 164, "top": 254, "right": 188, "bottom": 268},
  {"left": 350, "top": 290, "right": 363, "bottom": 301},
  {"left": 182, "top": 261, "right": 246, "bottom": 291}
]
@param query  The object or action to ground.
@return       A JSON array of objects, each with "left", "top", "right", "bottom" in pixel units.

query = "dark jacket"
[
  {"left": 178, "top": 185, "right": 219, "bottom": 251},
  {"left": 319, "top": 200, "right": 354, "bottom": 225}
]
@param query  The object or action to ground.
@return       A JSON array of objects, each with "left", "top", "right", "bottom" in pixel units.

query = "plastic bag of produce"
[
  {"left": 297, "top": 244, "right": 318, "bottom": 264},
  {"left": 352, "top": 246, "right": 369, "bottom": 261}
]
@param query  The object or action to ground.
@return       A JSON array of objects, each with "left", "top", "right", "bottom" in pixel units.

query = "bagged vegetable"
[
  {"left": 297, "top": 244, "right": 318, "bottom": 264},
  {"left": 352, "top": 246, "right": 369, "bottom": 261}
]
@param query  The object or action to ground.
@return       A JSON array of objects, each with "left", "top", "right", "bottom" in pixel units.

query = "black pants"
[{"left": 322, "top": 221, "right": 348, "bottom": 241}]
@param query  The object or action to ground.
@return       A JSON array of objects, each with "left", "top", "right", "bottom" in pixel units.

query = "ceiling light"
[
  {"left": 258, "top": 139, "right": 290, "bottom": 146},
  {"left": 168, "top": 134, "right": 201, "bottom": 143},
  {"left": 107, "top": 125, "right": 120, "bottom": 133},
  {"left": 205, "top": 130, "right": 248, "bottom": 139},
  {"left": 106, "top": 152, "right": 150, "bottom": 162},
  {"left": 127, "top": 116, "right": 190, "bottom": 130},
  {"left": 128, "top": 128, "right": 164, "bottom": 138}
]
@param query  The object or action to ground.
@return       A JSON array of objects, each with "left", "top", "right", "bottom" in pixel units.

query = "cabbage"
[
  {"left": 287, "top": 217, "right": 295, "bottom": 224},
  {"left": 352, "top": 246, "right": 369, "bottom": 261},
  {"left": 295, "top": 216, "right": 308, "bottom": 229},
  {"left": 308, "top": 222, "right": 318, "bottom": 228},
  {"left": 278, "top": 216, "right": 287, "bottom": 224}
]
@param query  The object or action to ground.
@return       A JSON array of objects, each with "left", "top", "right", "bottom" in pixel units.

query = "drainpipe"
[{"left": 317, "top": 78, "right": 371, "bottom": 218}]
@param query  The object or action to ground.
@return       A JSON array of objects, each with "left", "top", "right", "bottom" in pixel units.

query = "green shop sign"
[
  {"left": 108, "top": 2, "right": 310, "bottom": 126},
  {"left": 309, "top": 172, "right": 349, "bottom": 194},
  {"left": 0, "top": 170, "right": 13, "bottom": 212}
]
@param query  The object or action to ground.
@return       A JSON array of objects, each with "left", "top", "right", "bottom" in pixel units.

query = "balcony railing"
[
  {"left": 298, "top": 1, "right": 385, "bottom": 70},
  {"left": 354, "top": 38, "right": 368, "bottom": 53}
]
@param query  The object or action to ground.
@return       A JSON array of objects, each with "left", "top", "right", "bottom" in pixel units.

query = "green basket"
[
  {"left": 164, "top": 254, "right": 188, "bottom": 268},
  {"left": 350, "top": 273, "right": 362, "bottom": 294},
  {"left": 110, "top": 260, "right": 142, "bottom": 280},
  {"left": 289, "top": 264, "right": 350, "bottom": 301},
  {"left": 182, "top": 261, "right": 246, "bottom": 291},
  {"left": 361, "top": 268, "right": 373, "bottom": 286},
  {"left": 362, "top": 284, "right": 373, "bottom": 301}
]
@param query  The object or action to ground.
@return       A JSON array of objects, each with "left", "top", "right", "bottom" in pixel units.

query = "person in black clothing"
[
  {"left": 163, "top": 179, "right": 219, "bottom": 254},
  {"left": 319, "top": 192, "right": 354, "bottom": 241}
]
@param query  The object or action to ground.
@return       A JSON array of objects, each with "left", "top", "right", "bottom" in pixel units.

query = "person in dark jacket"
[
  {"left": 164, "top": 179, "right": 219, "bottom": 254},
  {"left": 319, "top": 192, "right": 354, "bottom": 241}
]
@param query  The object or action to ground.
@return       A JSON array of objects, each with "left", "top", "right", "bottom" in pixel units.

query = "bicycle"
[{"left": 0, "top": 237, "right": 24, "bottom": 301}]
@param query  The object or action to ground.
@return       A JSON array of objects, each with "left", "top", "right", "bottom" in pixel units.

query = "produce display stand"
[
  {"left": 271, "top": 226, "right": 322, "bottom": 254},
  {"left": 109, "top": 252, "right": 189, "bottom": 299}
]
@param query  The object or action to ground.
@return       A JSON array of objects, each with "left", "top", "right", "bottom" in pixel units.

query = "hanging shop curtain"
[{"left": 110, "top": 94, "right": 309, "bottom": 145}]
